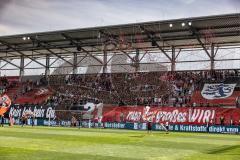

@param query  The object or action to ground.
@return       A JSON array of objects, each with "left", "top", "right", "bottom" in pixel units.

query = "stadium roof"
[{"left": 0, "top": 13, "right": 239, "bottom": 60}]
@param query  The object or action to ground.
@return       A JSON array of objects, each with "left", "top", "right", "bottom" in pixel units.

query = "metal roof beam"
[
  {"left": 30, "top": 37, "right": 74, "bottom": 66},
  {"left": 0, "top": 62, "right": 8, "bottom": 69},
  {"left": 99, "top": 30, "right": 136, "bottom": 62},
  {"left": 117, "top": 49, "right": 135, "bottom": 63},
  {"left": 139, "top": 51, "right": 148, "bottom": 62},
  {"left": 61, "top": 33, "right": 103, "bottom": 65},
  {"left": 78, "top": 46, "right": 103, "bottom": 65},
  {"left": 77, "top": 54, "right": 88, "bottom": 66},
  {"left": 189, "top": 26, "right": 211, "bottom": 58},
  {"left": 105, "top": 52, "right": 117, "bottom": 65},
  {"left": 139, "top": 26, "right": 172, "bottom": 61},
  {"left": 0, "top": 40, "right": 46, "bottom": 67},
  {"left": 49, "top": 57, "right": 60, "bottom": 67},
  {"left": 214, "top": 46, "right": 219, "bottom": 57},
  {"left": 24, "top": 57, "right": 40, "bottom": 68},
  {"left": 0, "top": 58, "right": 20, "bottom": 69},
  {"left": 175, "top": 49, "right": 182, "bottom": 59},
  {"left": 45, "top": 48, "right": 73, "bottom": 66}
]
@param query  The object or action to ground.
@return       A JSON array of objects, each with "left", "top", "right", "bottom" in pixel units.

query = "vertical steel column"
[
  {"left": 0, "top": 60, "right": 1, "bottom": 77},
  {"left": 19, "top": 55, "right": 24, "bottom": 81},
  {"left": 45, "top": 55, "right": 50, "bottom": 76},
  {"left": 103, "top": 45, "right": 107, "bottom": 73},
  {"left": 210, "top": 44, "right": 215, "bottom": 70},
  {"left": 73, "top": 52, "right": 78, "bottom": 74},
  {"left": 171, "top": 46, "right": 176, "bottom": 72},
  {"left": 135, "top": 49, "right": 140, "bottom": 72}
]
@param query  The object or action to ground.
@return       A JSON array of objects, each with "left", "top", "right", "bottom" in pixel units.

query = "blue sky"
[{"left": 0, "top": 0, "right": 239, "bottom": 36}]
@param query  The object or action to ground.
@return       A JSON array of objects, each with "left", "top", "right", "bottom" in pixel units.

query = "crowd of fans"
[
  {"left": 46, "top": 85, "right": 100, "bottom": 109},
  {"left": 47, "top": 69, "right": 240, "bottom": 109},
  {"left": 1, "top": 69, "right": 239, "bottom": 109},
  {"left": 0, "top": 76, "right": 10, "bottom": 94},
  {"left": 0, "top": 76, "right": 49, "bottom": 103}
]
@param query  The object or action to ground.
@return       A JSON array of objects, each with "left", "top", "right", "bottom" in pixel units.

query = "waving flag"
[
  {"left": 0, "top": 95, "right": 11, "bottom": 116},
  {"left": 201, "top": 83, "right": 236, "bottom": 100}
]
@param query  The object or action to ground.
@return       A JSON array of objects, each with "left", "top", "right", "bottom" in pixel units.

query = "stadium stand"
[
  {"left": 1, "top": 69, "right": 239, "bottom": 109},
  {"left": 43, "top": 69, "right": 240, "bottom": 109}
]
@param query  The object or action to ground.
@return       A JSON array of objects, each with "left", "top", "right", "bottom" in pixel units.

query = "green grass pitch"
[{"left": 0, "top": 126, "right": 240, "bottom": 160}]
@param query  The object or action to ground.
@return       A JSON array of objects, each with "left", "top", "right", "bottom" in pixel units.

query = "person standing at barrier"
[
  {"left": 31, "top": 114, "right": 35, "bottom": 127},
  {"left": 98, "top": 116, "right": 102, "bottom": 128},
  {"left": 147, "top": 120, "right": 152, "bottom": 134},
  {"left": 160, "top": 122, "right": 168, "bottom": 133},
  {"left": 220, "top": 116, "right": 225, "bottom": 126},
  {"left": 165, "top": 121, "right": 169, "bottom": 134},
  {"left": 206, "top": 118, "right": 210, "bottom": 133},
  {"left": 21, "top": 115, "right": 24, "bottom": 127},
  {"left": 1, "top": 114, "right": 4, "bottom": 127},
  {"left": 21, "top": 115, "right": 27, "bottom": 127},
  {"left": 9, "top": 115, "right": 14, "bottom": 126},
  {"left": 78, "top": 113, "right": 82, "bottom": 129}
]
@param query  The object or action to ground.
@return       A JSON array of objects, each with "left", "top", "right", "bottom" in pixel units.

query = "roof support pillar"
[
  {"left": 210, "top": 43, "right": 215, "bottom": 71},
  {"left": 171, "top": 46, "right": 176, "bottom": 72},
  {"left": 19, "top": 55, "right": 24, "bottom": 81},
  {"left": 73, "top": 52, "right": 78, "bottom": 74},
  {"left": 45, "top": 55, "right": 50, "bottom": 77},
  {"left": 135, "top": 49, "right": 140, "bottom": 72},
  {"left": 103, "top": 45, "right": 108, "bottom": 74}
]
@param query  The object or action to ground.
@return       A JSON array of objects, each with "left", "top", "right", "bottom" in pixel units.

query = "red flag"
[{"left": 0, "top": 95, "right": 11, "bottom": 116}]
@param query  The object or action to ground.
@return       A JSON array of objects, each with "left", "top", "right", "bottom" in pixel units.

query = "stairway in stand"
[{"left": 5, "top": 83, "right": 22, "bottom": 101}]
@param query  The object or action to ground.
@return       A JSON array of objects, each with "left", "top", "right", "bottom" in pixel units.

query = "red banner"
[{"left": 100, "top": 106, "right": 240, "bottom": 125}]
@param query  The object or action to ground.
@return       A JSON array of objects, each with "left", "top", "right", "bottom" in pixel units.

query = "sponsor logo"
[
  {"left": 9, "top": 105, "right": 55, "bottom": 119},
  {"left": 126, "top": 106, "right": 215, "bottom": 124},
  {"left": 201, "top": 83, "right": 236, "bottom": 99}
]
